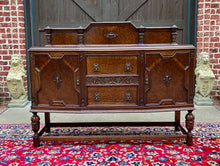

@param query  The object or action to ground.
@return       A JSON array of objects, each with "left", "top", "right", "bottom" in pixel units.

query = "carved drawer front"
[
  {"left": 88, "top": 87, "right": 137, "bottom": 105},
  {"left": 87, "top": 55, "right": 137, "bottom": 74}
]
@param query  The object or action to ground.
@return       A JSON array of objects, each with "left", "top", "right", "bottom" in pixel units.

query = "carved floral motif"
[{"left": 86, "top": 76, "right": 139, "bottom": 85}]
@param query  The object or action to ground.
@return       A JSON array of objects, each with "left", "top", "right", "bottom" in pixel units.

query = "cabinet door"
[
  {"left": 144, "top": 51, "right": 193, "bottom": 106},
  {"left": 31, "top": 52, "right": 80, "bottom": 107}
]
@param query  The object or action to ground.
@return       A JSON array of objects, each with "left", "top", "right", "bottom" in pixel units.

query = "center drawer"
[
  {"left": 87, "top": 55, "right": 137, "bottom": 74},
  {"left": 88, "top": 87, "right": 137, "bottom": 105}
]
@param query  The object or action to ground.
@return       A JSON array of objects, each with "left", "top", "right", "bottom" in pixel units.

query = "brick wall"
[
  {"left": 197, "top": 0, "right": 220, "bottom": 100},
  {"left": 0, "top": 0, "right": 26, "bottom": 104},
  {"left": 0, "top": 0, "right": 220, "bottom": 105}
]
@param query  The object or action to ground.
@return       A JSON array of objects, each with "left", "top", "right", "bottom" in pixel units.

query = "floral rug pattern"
[{"left": 0, "top": 123, "right": 220, "bottom": 165}]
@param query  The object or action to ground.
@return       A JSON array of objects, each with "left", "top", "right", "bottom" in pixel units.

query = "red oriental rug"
[{"left": 0, "top": 123, "right": 220, "bottom": 165}]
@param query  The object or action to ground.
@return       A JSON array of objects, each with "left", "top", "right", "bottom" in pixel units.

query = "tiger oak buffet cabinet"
[{"left": 29, "top": 22, "right": 195, "bottom": 147}]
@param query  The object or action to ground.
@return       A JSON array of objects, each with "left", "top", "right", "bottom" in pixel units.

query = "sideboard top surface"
[{"left": 29, "top": 44, "right": 195, "bottom": 52}]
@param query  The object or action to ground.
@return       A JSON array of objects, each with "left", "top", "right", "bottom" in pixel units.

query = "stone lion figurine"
[
  {"left": 6, "top": 55, "right": 28, "bottom": 107},
  {"left": 194, "top": 52, "right": 215, "bottom": 105}
]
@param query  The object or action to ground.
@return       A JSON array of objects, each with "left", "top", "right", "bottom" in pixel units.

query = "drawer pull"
[
  {"left": 125, "top": 92, "right": 132, "bottom": 101},
  {"left": 76, "top": 76, "right": 80, "bottom": 86},
  {"left": 125, "top": 62, "right": 131, "bottom": 72},
  {"left": 93, "top": 63, "right": 100, "bottom": 72},
  {"left": 94, "top": 93, "right": 100, "bottom": 102},
  {"left": 145, "top": 75, "right": 149, "bottom": 85}
]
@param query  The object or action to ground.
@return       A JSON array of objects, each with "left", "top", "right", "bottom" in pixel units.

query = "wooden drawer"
[
  {"left": 88, "top": 87, "right": 137, "bottom": 105},
  {"left": 87, "top": 55, "right": 137, "bottom": 74}
]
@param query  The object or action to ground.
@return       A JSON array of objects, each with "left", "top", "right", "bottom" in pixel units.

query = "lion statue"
[
  {"left": 7, "top": 55, "right": 28, "bottom": 107},
  {"left": 195, "top": 52, "right": 215, "bottom": 99}
]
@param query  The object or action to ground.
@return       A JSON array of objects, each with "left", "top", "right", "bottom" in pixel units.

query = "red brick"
[
  {"left": 10, "top": 6, "right": 16, "bottom": 10},
  {"left": 3, "top": 56, "right": 11, "bottom": 60},
  {"left": 19, "top": 17, "right": 24, "bottom": 21},
  {"left": 13, "top": 40, "right": 18, "bottom": 43},
  {"left": 0, "top": 23, "right": 11, "bottom": 27},
  {"left": 0, "top": 29, "right": 5, "bottom": 33},
  {"left": 19, "top": 34, "right": 25, "bottom": 38},
  {"left": 205, "top": 9, "right": 210, "bottom": 13},
  {"left": 12, "top": 17, "right": 17, "bottom": 22},
  {"left": 210, "top": 59, "right": 218, "bottom": 63},
  {"left": 0, "top": 1, "right": 9, "bottom": 5},
  {"left": 18, "top": 11, "right": 24, "bottom": 16},
  {"left": 0, "top": 61, "right": 8, "bottom": 65},
  {"left": 6, "top": 28, "right": 11, "bottom": 33},
  {"left": 4, "top": 17, "right": 10, "bottom": 22},
  {"left": 20, "top": 50, "right": 26, "bottom": 55},
  {"left": 19, "top": 29, "right": 25, "bottom": 33},
  {"left": 198, "top": 9, "right": 204, "bottom": 14},
  {"left": 18, "top": 0, "right": 23, "bottom": 4},
  {"left": 0, "top": 72, "right": 8, "bottom": 76},
  {"left": 211, "top": 4, "right": 219, "bottom": 8},
  {"left": 3, "top": 66, "right": 10, "bottom": 70},
  {"left": 205, "top": 15, "right": 210, "bottom": 19},
  {"left": 211, "top": 37, "right": 219, "bottom": 42},
  {"left": 214, "top": 43, "right": 220, "bottom": 47},
  {"left": 18, "top": 5, "right": 24, "bottom": 10},
  {"left": 211, "top": 15, "right": 219, "bottom": 19},
  {"left": 204, "top": 20, "right": 210, "bottom": 25},
  {"left": 204, "top": 26, "right": 210, "bottom": 30},
  {"left": 19, "top": 23, "right": 24, "bottom": 27},
  {"left": 211, "top": 20, "right": 216, "bottom": 25},
  {"left": 205, "top": 3, "right": 211, "bottom": 8},
  {"left": 11, "top": 11, "right": 17, "bottom": 16}
]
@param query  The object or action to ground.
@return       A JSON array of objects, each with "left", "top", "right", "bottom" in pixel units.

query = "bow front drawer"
[
  {"left": 86, "top": 55, "right": 138, "bottom": 74},
  {"left": 87, "top": 87, "right": 137, "bottom": 105}
]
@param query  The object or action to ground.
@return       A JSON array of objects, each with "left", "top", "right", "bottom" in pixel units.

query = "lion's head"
[
  {"left": 8, "top": 55, "right": 25, "bottom": 78},
  {"left": 195, "top": 52, "right": 213, "bottom": 76}
]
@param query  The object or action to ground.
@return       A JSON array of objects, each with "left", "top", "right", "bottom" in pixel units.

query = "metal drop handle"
[
  {"left": 125, "top": 92, "right": 132, "bottom": 101},
  {"left": 145, "top": 75, "right": 149, "bottom": 85},
  {"left": 125, "top": 62, "right": 131, "bottom": 72},
  {"left": 93, "top": 63, "right": 100, "bottom": 72},
  {"left": 94, "top": 93, "right": 100, "bottom": 102}
]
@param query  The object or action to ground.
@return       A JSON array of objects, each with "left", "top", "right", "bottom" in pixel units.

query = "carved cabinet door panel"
[
  {"left": 31, "top": 53, "right": 80, "bottom": 107},
  {"left": 144, "top": 51, "right": 192, "bottom": 106}
]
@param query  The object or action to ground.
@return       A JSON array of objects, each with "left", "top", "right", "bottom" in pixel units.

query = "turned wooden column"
[
  {"left": 45, "top": 112, "right": 51, "bottom": 133},
  {"left": 185, "top": 110, "right": 195, "bottom": 146},
  {"left": 31, "top": 112, "right": 40, "bottom": 147},
  {"left": 175, "top": 111, "right": 180, "bottom": 131}
]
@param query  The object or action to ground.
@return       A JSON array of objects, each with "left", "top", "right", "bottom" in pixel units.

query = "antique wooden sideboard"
[{"left": 29, "top": 22, "right": 195, "bottom": 147}]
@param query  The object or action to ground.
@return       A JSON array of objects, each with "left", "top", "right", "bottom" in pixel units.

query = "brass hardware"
[
  {"left": 93, "top": 63, "right": 100, "bottom": 72},
  {"left": 125, "top": 92, "right": 132, "bottom": 101},
  {"left": 104, "top": 32, "right": 118, "bottom": 39},
  {"left": 53, "top": 72, "right": 62, "bottom": 89},
  {"left": 163, "top": 71, "right": 172, "bottom": 87},
  {"left": 94, "top": 93, "right": 100, "bottom": 102},
  {"left": 125, "top": 62, "right": 131, "bottom": 72},
  {"left": 76, "top": 76, "right": 80, "bottom": 86},
  {"left": 145, "top": 75, "right": 149, "bottom": 85}
]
